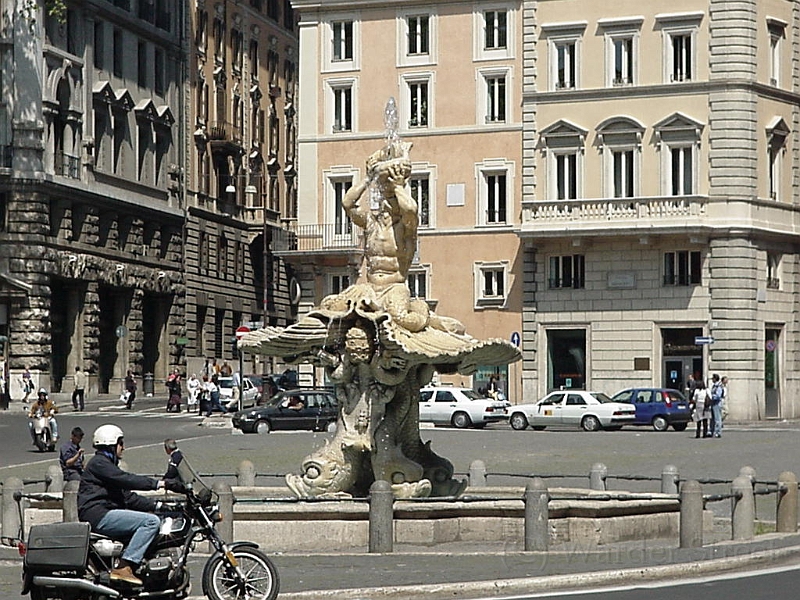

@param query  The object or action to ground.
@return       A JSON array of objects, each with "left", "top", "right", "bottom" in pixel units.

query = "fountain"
[{"left": 239, "top": 98, "right": 521, "bottom": 499}]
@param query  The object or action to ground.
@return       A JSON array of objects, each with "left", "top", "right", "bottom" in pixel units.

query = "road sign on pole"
[
  {"left": 694, "top": 336, "right": 715, "bottom": 345},
  {"left": 234, "top": 326, "right": 250, "bottom": 411},
  {"left": 235, "top": 325, "right": 250, "bottom": 340}
]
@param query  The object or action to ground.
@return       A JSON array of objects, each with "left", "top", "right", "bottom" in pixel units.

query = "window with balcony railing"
[
  {"left": 0, "top": 145, "right": 11, "bottom": 169},
  {"left": 55, "top": 153, "right": 81, "bottom": 179}
]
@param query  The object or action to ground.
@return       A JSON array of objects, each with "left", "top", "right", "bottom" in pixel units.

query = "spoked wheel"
[{"left": 203, "top": 547, "right": 279, "bottom": 600}]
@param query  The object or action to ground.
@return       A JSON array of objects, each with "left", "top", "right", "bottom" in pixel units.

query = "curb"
[{"left": 255, "top": 545, "right": 800, "bottom": 600}]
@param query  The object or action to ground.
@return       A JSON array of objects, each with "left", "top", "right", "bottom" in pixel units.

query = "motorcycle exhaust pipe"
[{"left": 32, "top": 575, "right": 121, "bottom": 598}]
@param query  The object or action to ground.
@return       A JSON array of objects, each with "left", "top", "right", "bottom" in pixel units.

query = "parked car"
[
  {"left": 218, "top": 376, "right": 259, "bottom": 411},
  {"left": 232, "top": 389, "right": 338, "bottom": 434},
  {"left": 418, "top": 386, "right": 508, "bottom": 429},
  {"left": 609, "top": 387, "right": 692, "bottom": 431},
  {"left": 508, "top": 390, "right": 636, "bottom": 432}
]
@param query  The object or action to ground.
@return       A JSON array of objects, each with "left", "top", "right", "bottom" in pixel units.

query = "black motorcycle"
[{"left": 19, "top": 456, "right": 279, "bottom": 600}]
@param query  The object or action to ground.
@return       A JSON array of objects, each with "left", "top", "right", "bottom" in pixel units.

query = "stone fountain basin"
[{"left": 231, "top": 486, "right": 714, "bottom": 552}]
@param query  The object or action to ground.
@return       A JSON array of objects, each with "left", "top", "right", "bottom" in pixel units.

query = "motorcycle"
[
  {"left": 19, "top": 455, "right": 280, "bottom": 600},
  {"left": 29, "top": 409, "right": 56, "bottom": 452}
]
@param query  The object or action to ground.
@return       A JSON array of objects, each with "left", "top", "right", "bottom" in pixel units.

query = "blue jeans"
[
  {"left": 710, "top": 403, "right": 723, "bottom": 436},
  {"left": 95, "top": 509, "right": 160, "bottom": 565}
]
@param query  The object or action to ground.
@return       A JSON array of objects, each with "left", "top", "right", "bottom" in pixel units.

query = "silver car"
[
  {"left": 419, "top": 386, "right": 508, "bottom": 429},
  {"left": 218, "top": 376, "right": 260, "bottom": 411}
]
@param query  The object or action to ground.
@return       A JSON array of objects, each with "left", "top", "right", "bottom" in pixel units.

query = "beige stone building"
[
  {"left": 289, "top": 0, "right": 525, "bottom": 396},
  {"left": 519, "top": 0, "right": 800, "bottom": 420}
]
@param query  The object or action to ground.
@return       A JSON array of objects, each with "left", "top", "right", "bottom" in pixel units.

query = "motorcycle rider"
[
  {"left": 27, "top": 388, "right": 59, "bottom": 444},
  {"left": 78, "top": 424, "right": 166, "bottom": 586}
]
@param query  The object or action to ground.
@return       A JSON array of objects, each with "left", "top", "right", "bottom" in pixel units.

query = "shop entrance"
[
  {"left": 547, "top": 329, "right": 586, "bottom": 391},
  {"left": 662, "top": 328, "right": 703, "bottom": 392}
]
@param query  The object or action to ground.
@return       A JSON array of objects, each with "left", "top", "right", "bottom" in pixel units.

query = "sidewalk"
[{"left": 5, "top": 530, "right": 800, "bottom": 599}]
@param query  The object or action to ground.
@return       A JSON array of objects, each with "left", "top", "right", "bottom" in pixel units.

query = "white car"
[
  {"left": 218, "top": 376, "right": 259, "bottom": 411},
  {"left": 419, "top": 386, "right": 508, "bottom": 429},
  {"left": 508, "top": 390, "right": 636, "bottom": 432}
]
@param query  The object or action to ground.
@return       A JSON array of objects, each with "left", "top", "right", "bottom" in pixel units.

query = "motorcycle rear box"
[{"left": 25, "top": 522, "right": 90, "bottom": 571}]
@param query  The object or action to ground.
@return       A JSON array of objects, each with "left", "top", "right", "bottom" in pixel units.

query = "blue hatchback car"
[{"left": 609, "top": 388, "right": 692, "bottom": 432}]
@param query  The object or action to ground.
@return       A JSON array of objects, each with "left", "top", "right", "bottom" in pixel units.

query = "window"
[
  {"left": 137, "top": 41, "right": 147, "bottom": 87},
  {"left": 484, "top": 10, "right": 507, "bottom": 50},
  {"left": 670, "top": 146, "right": 693, "bottom": 195},
  {"left": 408, "top": 81, "right": 428, "bottom": 127},
  {"left": 154, "top": 48, "right": 165, "bottom": 96},
  {"left": 332, "top": 21, "right": 353, "bottom": 61},
  {"left": 670, "top": 33, "right": 691, "bottom": 81},
  {"left": 485, "top": 73, "right": 506, "bottom": 123},
  {"left": 231, "top": 30, "right": 243, "bottom": 74},
  {"left": 477, "top": 160, "right": 513, "bottom": 226},
  {"left": 332, "top": 179, "right": 352, "bottom": 235},
  {"left": 612, "top": 149, "right": 634, "bottom": 198},
  {"left": 597, "top": 117, "right": 643, "bottom": 199},
  {"left": 663, "top": 250, "right": 701, "bottom": 286},
  {"left": 612, "top": 37, "right": 633, "bottom": 85},
  {"left": 332, "top": 84, "right": 352, "bottom": 132},
  {"left": 249, "top": 40, "right": 259, "bottom": 81},
  {"left": 329, "top": 273, "right": 350, "bottom": 295},
  {"left": 768, "top": 19, "right": 786, "bottom": 86},
  {"left": 196, "top": 9, "right": 207, "bottom": 54},
  {"left": 407, "top": 15, "right": 429, "bottom": 55},
  {"left": 407, "top": 268, "right": 428, "bottom": 298},
  {"left": 410, "top": 174, "right": 430, "bottom": 227},
  {"left": 767, "top": 117, "right": 789, "bottom": 201},
  {"left": 475, "top": 261, "right": 509, "bottom": 308},
  {"left": 213, "top": 18, "right": 224, "bottom": 60},
  {"left": 555, "top": 41, "right": 575, "bottom": 89},
  {"left": 94, "top": 21, "right": 105, "bottom": 69},
  {"left": 113, "top": 29, "right": 123, "bottom": 77},
  {"left": 555, "top": 153, "right": 577, "bottom": 200},
  {"left": 657, "top": 13, "right": 702, "bottom": 84},
  {"left": 549, "top": 255, "right": 585, "bottom": 289},
  {"left": 767, "top": 253, "right": 781, "bottom": 290},
  {"left": 655, "top": 112, "right": 704, "bottom": 197},
  {"left": 485, "top": 173, "right": 507, "bottom": 224}
]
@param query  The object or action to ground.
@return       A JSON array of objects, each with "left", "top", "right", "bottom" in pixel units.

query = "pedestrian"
[
  {"left": 163, "top": 438, "right": 184, "bottom": 480},
  {"left": 59, "top": 427, "right": 85, "bottom": 481},
  {"left": 125, "top": 370, "right": 137, "bottom": 410},
  {"left": 204, "top": 374, "right": 225, "bottom": 416},
  {"left": 72, "top": 366, "right": 87, "bottom": 411},
  {"left": 709, "top": 374, "right": 724, "bottom": 438},
  {"left": 685, "top": 373, "right": 698, "bottom": 399},
  {"left": 720, "top": 375, "right": 730, "bottom": 422},
  {"left": 220, "top": 361, "right": 233, "bottom": 376},
  {"left": 692, "top": 381, "right": 711, "bottom": 439},
  {"left": 187, "top": 373, "right": 200, "bottom": 413},
  {"left": 21, "top": 367, "right": 33, "bottom": 404},
  {"left": 165, "top": 368, "right": 182, "bottom": 412}
]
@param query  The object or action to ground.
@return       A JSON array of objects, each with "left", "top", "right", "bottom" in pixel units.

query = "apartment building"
[
  {"left": 185, "top": 0, "right": 299, "bottom": 377},
  {"left": 519, "top": 0, "right": 800, "bottom": 419},
  {"left": 0, "top": 0, "right": 185, "bottom": 395},
  {"left": 289, "top": 0, "right": 524, "bottom": 395}
]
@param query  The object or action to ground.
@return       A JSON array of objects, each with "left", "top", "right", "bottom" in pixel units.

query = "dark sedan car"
[
  {"left": 232, "top": 389, "right": 338, "bottom": 434},
  {"left": 609, "top": 387, "right": 692, "bottom": 431}
]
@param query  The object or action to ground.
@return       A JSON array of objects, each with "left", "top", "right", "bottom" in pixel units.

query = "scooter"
[
  {"left": 29, "top": 409, "right": 56, "bottom": 452},
  {"left": 20, "top": 454, "right": 280, "bottom": 600}
]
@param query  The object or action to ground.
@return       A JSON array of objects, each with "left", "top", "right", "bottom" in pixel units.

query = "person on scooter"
[
  {"left": 27, "top": 388, "right": 59, "bottom": 444},
  {"left": 78, "top": 424, "right": 166, "bottom": 586}
]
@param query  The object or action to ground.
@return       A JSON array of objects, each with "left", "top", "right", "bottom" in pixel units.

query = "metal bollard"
[
  {"left": 776, "top": 471, "right": 798, "bottom": 533},
  {"left": 731, "top": 475, "right": 755, "bottom": 541},
  {"left": 661, "top": 465, "right": 679, "bottom": 495},
  {"left": 368, "top": 480, "right": 394, "bottom": 553},
  {"left": 62, "top": 480, "right": 79, "bottom": 522},
  {"left": 213, "top": 482, "right": 234, "bottom": 543},
  {"left": 524, "top": 478, "right": 549, "bottom": 551},
  {"left": 589, "top": 463, "right": 607, "bottom": 491},
  {"left": 679, "top": 479, "right": 703, "bottom": 548},
  {"left": 2, "top": 477, "right": 24, "bottom": 541},
  {"left": 236, "top": 460, "right": 256, "bottom": 487},
  {"left": 46, "top": 465, "right": 64, "bottom": 493},
  {"left": 469, "top": 460, "right": 487, "bottom": 488}
]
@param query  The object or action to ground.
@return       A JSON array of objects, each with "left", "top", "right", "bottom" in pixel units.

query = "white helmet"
[
  {"left": 38, "top": 388, "right": 47, "bottom": 396},
  {"left": 93, "top": 424, "right": 124, "bottom": 447}
]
